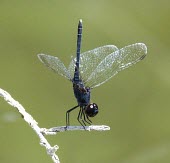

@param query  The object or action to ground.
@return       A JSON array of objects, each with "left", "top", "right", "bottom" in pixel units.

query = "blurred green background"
[{"left": 0, "top": 0, "right": 170, "bottom": 163}]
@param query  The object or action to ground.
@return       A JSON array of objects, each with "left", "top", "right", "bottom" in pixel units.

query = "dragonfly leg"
[
  {"left": 81, "top": 110, "right": 91, "bottom": 125},
  {"left": 77, "top": 107, "right": 86, "bottom": 128},
  {"left": 66, "top": 105, "right": 79, "bottom": 128},
  {"left": 85, "top": 114, "right": 92, "bottom": 124}
]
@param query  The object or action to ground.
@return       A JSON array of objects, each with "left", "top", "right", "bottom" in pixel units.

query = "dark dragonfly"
[{"left": 38, "top": 19, "right": 147, "bottom": 127}]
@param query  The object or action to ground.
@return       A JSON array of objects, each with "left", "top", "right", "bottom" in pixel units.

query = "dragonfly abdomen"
[{"left": 73, "top": 67, "right": 80, "bottom": 83}]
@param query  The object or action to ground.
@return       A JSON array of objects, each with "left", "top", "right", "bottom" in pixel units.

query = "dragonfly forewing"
[
  {"left": 68, "top": 45, "right": 118, "bottom": 82},
  {"left": 85, "top": 43, "right": 147, "bottom": 88},
  {"left": 38, "top": 54, "right": 72, "bottom": 81}
]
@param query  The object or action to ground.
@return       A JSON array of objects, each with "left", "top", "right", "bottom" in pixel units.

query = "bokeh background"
[{"left": 0, "top": 0, "right": 170, "bottom": 163}]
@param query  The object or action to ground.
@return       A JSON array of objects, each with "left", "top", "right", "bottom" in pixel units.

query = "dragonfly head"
[{"left": 85, "top": 103, "right": 98, "bottom": 117}]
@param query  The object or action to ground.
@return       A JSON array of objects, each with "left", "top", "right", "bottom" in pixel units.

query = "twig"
[
  {"left": 0, "top": 88, "right": 110, "bottom": 162},
  {"left": 41, "top": 125, "right": 110, "bottom": 135},
  {"left": 0, "top": 88, "right": 60, "bottom": 163}
]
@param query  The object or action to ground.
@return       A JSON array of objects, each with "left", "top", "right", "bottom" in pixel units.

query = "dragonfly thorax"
[{"left": 73, "top": 82, "right": 91, "bottom": 106}]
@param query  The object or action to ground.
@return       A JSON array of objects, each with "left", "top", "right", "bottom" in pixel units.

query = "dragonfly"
[{"left": 37, "top": 19, "right": 147, "bottom": 128}]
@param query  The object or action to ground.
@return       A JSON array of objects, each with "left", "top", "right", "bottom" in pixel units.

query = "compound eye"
[{"left": 85, "top": 103, "right": 98, "bottom": 117}]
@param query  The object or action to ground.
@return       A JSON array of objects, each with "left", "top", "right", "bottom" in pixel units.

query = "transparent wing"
[
  {"left": 68, "top": 45, "right": 118, "bottom": 82},
  {"left": 38, "top": 54, "right": 72, "bottom": 81},
  {"left": 85, "top": 43, "right": 147, "bottom": 88}
]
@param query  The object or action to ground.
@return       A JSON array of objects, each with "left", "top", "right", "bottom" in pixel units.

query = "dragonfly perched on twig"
[{"left": 38, "top": 19, "right": 147, "bottom": 128}]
